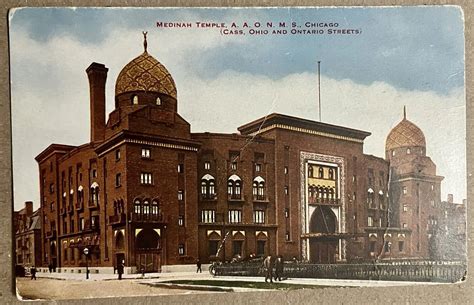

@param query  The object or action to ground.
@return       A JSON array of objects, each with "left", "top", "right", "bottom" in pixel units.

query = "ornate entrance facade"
[{"left": 300, "top": 152, "right": 346, "bottom": 263}]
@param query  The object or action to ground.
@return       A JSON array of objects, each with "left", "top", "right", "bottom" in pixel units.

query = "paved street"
[{"left": 16, "top": 270, "right": 443, "bottom": 300}]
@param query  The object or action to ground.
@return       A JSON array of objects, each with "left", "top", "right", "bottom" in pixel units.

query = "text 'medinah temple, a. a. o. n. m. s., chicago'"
[{"left": 35, "top": 35, "right": 457, "bottom": 273}]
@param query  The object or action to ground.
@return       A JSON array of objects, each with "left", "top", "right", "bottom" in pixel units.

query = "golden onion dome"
[
  {"left": 385, "top": 107, "right": 426, "bottom": 151},
  {"left": 115, "top": 33, "right": 177, "bottom": 99}
]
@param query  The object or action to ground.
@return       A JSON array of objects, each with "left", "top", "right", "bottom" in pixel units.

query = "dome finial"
[
  {"left": 142, "top": 31, "right": 148, "bottom": 52},
  {"left": 403, "top": 105, "right": 406, "bottom": 120}
]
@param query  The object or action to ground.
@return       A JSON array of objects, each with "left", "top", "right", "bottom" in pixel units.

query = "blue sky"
[
  {"left": 11, "top": 7, "right": 464, "bottom": 94},
  {"left": 9, "top": 7, "right": 465, "bottom": 209}
]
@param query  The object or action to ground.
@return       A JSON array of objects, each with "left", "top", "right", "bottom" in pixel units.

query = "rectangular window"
[
  {"left": 141, "top": 148, "right": 151, "bottom": 158},
  {"left": 368, "top": 216, "right": 373, "bottom": 227},
  {"left": 63, "top": 221, "right": 67, "bottom": 234},
  {"left": 231, "top": 162, "right": 237, "bottom": 170},
  {"left": 178, "top": 164, "right": 184, "bottom": 173},
  {"left": 115, "top": 149, "right": 120, "bottom": 161},
  {"left": 91, "top": 215, "right": 99, "bottom": 228},
  {"left": 284, "top": 186, "right": 289, "bottom": 195},
  {"left": 253, "top": 210, "right": 265, "bottom": 224},
  {"left": 284, "top": 166, "right": 288, "bottom": 175},
  {"left": 285, "top": 231, "right": 290, "bottom": 241},
  {"left": 79, "top": 218, "right": 84, "bottom": 231},
  {"left": 284, "top": 208, "right": 289, "bottom": 218},
  {"left": 178, "top": 190, "right": 184, "bottom": 201},
  {"left": 115, "top": 173, "right": 121, "bottom": 187},
  {"left": 140, "top": 173, "right": 153, "bottom": 185},
  {"left": 178, "top": 216, "right": 184, "bottom": 226},
  {"left": 403, "top": 223, "right": 408, "bottom": 228},
  {"left": 204, "top": 161, "right": 211, "bottom": 170},
  {"left": 178, "top": 244, "right": 185, "bottom": 255},
  {"left": 92, "top": 169, "right": 97, "bottom": 178},
  {"left": 398, "top": 241, "right": 405, "bottom": 252},
  {"left": 70, "top": 219, "right": 74, "bottom": 232},
  {"left": 402, "top": 186, "right": 407, "bottom": 195},
  {"left": 50, "top": 202, "right": 54, "bottom": 211},
  {"left": 49, "top": 183, "right": 54, "bottom": 194},
  {"left": 228, "top": 210, "right": 242, "bottom": 224},
  {"left": 403, "top": 204, "right": 408, "bottom": 212},
  {"left": 384, "top": 241, "right": 391, "bottom": 253},
  {"left": 201, "top": 210, "right": 216, "bottom": 223},
  {"left": 255, "top": 163, "right": 262, "bottom": 172}
]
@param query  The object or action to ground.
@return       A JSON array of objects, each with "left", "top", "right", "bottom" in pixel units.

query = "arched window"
[
  {"left": 201, "top": 180, "right": 208, "bottom": 196},
  {"left": 132, "top": 95, "right": 138, "bottom": 105},
  {"left": 329, "top": 188, "right": 335, "bottom": 199},
  {"left": 151, "top": 200, "right": 159, "bottom": 216},
  {"left": 143, "top": 200, "right": 150, "bottom": 216},
  {"left": 77, "top": 186, "right": 84, "bottom": 207},
  {"left": 90, "top": 182, "right": 99, "bottom": 206},
  {"left": 156, "top": 97, "right": 161, "bottom": 105},
  {"left": 318, "top": 167, "right": 324, "bottom": 178},
  {"left": 328, "top": 168, "right": 334, "bottom": 180},
  {"left": 308, "top": 165, "right": 314, "bottom": 178},
  {"left": 253, "top": 176, "right": 265, "bottom": 200},
  {"left": 201, "top": 174, "right": 216, "bottom": 199},
  {"left": 252, "top": 181, "right": 258, "bottom": 196},
  {"left": 367, "top": 188, "right": 375, "bottom": 208},
  {"left": 134, "top": 199, "right": 141, "bottom": 215},
  {"left": 228, "top": 175, "right": 242, "bottom": 200},
  {"left": 407, "top": 148, "right": 411, "bottom": 154}
]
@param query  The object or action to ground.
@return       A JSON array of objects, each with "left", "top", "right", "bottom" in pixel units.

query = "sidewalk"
[{"left": 35, "top": 270, "right": 445, "bottom": 287}]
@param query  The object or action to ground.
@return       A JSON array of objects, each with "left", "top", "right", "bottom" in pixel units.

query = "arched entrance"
[
  {"left": 135, "top": 228, "right": 162, "bottom": 272},
  {"left": 309, "top": 206, "right": 338, "bottom": 263}
]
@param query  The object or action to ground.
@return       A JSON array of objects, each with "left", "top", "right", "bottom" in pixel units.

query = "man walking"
[
  {"left": 117, "top": 260, "right": 124, "bottom": 280},
  {"left": 274, "top": 255, "right": 284, "bottom": 281},
  {"left": 263, "top": 255, "right": 273, "bottom": 283},
  {"left": 196, "top": 258, "right": 202, "bottom": 273},
  {"left": 30, "top": 266, "right": 37, "bottom": 280}
]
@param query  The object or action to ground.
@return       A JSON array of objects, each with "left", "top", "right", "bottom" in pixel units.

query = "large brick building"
[
  {"left": 35, "top": 36, "right": 449, "bottom": 272},
  {"left": 14, "top": 201, "right": 42, "bottom": 270}
]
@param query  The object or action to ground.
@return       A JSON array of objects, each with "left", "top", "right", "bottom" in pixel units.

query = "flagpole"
[{"left": 318, "top": 60, "right": 321, "bottom": 122}]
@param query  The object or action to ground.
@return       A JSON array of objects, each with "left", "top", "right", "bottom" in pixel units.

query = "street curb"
[{"left": 142, "top": 282, "right": 235, "bottom": 292}]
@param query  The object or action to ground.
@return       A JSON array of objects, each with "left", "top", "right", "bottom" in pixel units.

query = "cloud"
[{"left": 10, "top": 14, "right": 466, "bottom": 210}]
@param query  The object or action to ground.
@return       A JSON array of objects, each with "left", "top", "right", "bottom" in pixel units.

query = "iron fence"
[{"left": 213, "top": 260, "right": 466, "bottom": 283}]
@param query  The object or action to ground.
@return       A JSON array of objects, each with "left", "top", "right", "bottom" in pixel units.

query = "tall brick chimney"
[
  {"left": 86, "top": 62, "right": 108, "bottom": 142},
  {"left": 25, "top": 201, "right": 33, "bottom": 216}
]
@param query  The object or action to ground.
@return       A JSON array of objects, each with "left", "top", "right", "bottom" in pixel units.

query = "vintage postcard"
[{"left": 9, "top": 6, "right": 466, "bottom": 300}]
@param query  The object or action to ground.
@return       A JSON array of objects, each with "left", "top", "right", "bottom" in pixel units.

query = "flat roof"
[{"left": 238, "top": 113, "right": 371, "bottom": 141}]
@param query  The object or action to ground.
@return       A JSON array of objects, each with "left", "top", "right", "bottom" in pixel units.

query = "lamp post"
[{"left": 83, "top": 247, "right": 89, "bottom": 279}]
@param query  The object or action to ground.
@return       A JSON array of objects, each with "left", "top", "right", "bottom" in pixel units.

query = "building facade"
[
  {"left": 14, "top": 201, "right": 42, "bottom": 270},
  {"left": 35, "top": 36, "right": 460, "bottom": 272}
]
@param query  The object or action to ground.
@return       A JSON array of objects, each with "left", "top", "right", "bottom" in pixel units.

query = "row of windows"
[
  {"left": 200, "top": 209, "right": 266, "bottom": 224},
  {"left": 62, "top": 216, "right": 99, "bottom": 234},
  {"left": 130, "top": 95, "right": 162, "bottom": 106},
  {"left": 308, "top": 166, "right": 336, "bottom": 180}
]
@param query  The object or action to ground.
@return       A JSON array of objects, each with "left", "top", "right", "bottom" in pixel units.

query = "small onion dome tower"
[
  {"left": 385, "top": 106, "right": 426, "bottom": 160},
  {"left": 114, "top": 31, "right": 177, "bottom": 112}
]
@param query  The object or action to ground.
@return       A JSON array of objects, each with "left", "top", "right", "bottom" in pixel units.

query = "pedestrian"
[
  {"left": 48, "top": 263, "right": 52, "bottom": 273},
  {"left": 117, "top": 260, "right": 124, "bottom": 280},
  {"left": 274, "top": 255, "right": 284, "bottom": 281},
  {"left": 30, "top": 266, "right": 37, "bottom": 280},
  {"left": 263, "top": 255, "right": 273, "bottom": 283},
  {"left": 196, "top": 258, "right": 202, "bottom": 273}
]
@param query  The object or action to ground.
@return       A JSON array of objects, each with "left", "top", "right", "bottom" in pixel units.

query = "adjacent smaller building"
[{"left": 14, "top": 201, "right": 42, "bottom": 270}]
